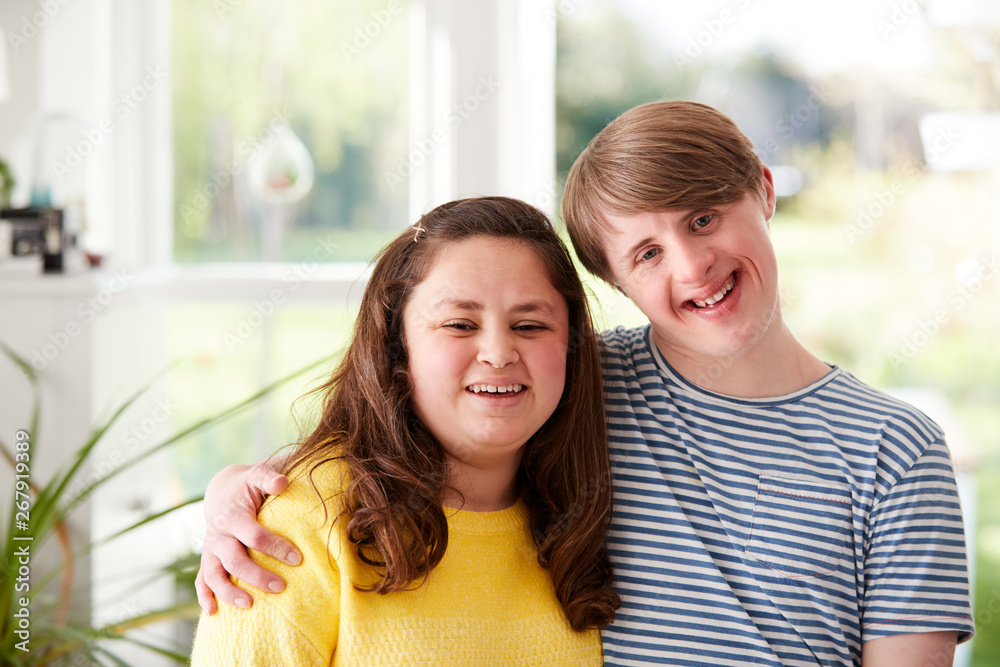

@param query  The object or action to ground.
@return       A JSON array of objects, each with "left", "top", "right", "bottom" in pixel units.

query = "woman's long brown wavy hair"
[{"left": 284, "top": 196, "right": 619, "bottom": 630}]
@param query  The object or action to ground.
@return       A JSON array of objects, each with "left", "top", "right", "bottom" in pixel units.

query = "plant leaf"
[
  {"left": 83, "top": 496, "right": 203, "bottom": 558},
  {"left": 40, "top": 368, "right": 170, "bottom": 532},
  {"left": 99, "top": 599, "right": 202, "bottom": 634},
  {"left": 66, "top": 352, "right": 334, "bottom": 508}
]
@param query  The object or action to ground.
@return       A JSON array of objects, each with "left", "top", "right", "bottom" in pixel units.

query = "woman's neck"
[{"left": 442, "top": 455, "right": 521, "bottom": 512}]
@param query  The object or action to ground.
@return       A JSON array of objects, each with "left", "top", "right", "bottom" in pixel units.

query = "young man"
[
  {"left": 196, "top": 101, "right": 974, "bottom": 666},
  {"left": 559, "top": 100, "right": 973, "bottom": 665}
]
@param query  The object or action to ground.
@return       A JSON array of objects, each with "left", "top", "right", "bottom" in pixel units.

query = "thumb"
[
  {"left": 261, "top": 471, "right": 289, "bottom": 496},
  {"left": 246, "top": 460, "right": 288, "bottom": 497}
]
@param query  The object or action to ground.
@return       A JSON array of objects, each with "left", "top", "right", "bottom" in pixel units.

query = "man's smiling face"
[{"left": 599, "top": 170, "right": 782, "bottom": 372}]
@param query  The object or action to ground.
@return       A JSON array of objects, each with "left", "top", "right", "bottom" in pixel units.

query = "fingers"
[
  {"left": 215, "top": 535, "right": 290, "bottom": 595},
  {"left": 203, "top": 460, "right": 302, "bottom": 566},
  {"left": 227, "top": 513, "right": 302, "bottom": 567},
  {"left": 196, "top": 458, "right": 302, "bottom": 614},
  {"left": 200, "top": 549, "right": 256, "bottom": 610},
  {"left": 195, "top": 562, "right": 218, "bottom": 615}
]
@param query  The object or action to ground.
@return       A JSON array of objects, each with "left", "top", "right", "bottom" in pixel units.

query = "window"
[
  {"left": 556, "top": 3, "right": 997, "bottom": 664},
  {"left": 172, "top": 0, "right": 410, "bottom": 263},
  {"left": 157, "top": 0, "right": 557, "bottom": 493}
]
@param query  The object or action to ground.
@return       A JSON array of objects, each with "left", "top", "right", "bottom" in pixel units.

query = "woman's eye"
[
  {"left": 693, "top": 214, "right": 713, "bottom": 229},
  {"left": 514, "top": 323, "right": 547, "bottom": 332},
  {"left": 639, "top": 248, "right": 660, "bottom": 262},
  {"left": 444, "top": 321, "right": 475, "bottom": 331}
]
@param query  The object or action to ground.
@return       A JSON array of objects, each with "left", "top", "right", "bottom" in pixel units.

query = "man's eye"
[{"left": 693, "top": 214, "right": 713, "bottom": 229}]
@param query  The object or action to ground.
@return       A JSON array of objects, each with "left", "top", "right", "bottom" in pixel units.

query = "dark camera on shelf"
[{"left": 0, "top": 207, "right": 68, "bottom": 273}]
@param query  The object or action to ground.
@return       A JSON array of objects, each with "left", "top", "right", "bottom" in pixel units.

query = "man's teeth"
[
  {"left": 468, "top": 384, "right": 524, "bottom": 394},
  {"left": 693, "top": 277, "right": 736, "bottom": 308}
]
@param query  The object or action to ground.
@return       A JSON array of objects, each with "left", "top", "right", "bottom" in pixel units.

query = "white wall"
[{"left": 0, "top": 1, "right": 42, "bottom": 172}]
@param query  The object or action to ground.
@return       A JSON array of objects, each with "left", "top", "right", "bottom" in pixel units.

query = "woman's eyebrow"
[
  {"left": 511, "top": 302, "right": 559, "bottom": 317},
  {"left": 430, "top": 298, "right": 559, "bottom": 317},
  {"left": 432, "top": 298, "right": 483, "bottom": 312}
]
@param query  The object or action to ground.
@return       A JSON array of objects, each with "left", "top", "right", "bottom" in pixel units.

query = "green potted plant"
[
  {"left": 0, "top": 157, "right": 14, "bottom": 209},
  {"left": 0, "top": 342, "right": 330, "bottom": 664}
]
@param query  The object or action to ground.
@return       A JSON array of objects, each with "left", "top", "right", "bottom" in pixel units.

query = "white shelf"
[{"left": 0, "top": 262, "right": 372, "bottom": 302}]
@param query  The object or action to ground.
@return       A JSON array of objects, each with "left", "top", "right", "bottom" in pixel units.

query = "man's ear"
[{"left": 760, "top": 165, "right": 777, "bottom": 221}]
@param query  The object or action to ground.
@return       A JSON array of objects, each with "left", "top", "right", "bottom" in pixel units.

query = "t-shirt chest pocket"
[{"left": 744, "top": 475, "right": 854, "bottom": 578}]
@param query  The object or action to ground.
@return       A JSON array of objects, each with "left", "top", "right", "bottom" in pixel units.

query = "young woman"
[{"left": 189, "top": 196, "right": 618, "bottom": 665}]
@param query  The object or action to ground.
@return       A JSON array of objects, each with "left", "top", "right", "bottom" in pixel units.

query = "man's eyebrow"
[{"left": 621, "top": 236, "right": 656, "bottom": 265}]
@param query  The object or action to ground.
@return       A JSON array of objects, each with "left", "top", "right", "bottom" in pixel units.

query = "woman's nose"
[{"left": 477, "top": 330, "right": 519, "bottom": 368}]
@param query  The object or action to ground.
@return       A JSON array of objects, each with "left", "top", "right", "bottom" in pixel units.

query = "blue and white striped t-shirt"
[{"left": 600, "top": 326, "right": 974, "bottom": 666}]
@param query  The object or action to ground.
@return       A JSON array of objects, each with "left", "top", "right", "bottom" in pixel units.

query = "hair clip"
[{"left": 412, "top": 223, "right": 425, "bottom": 242}]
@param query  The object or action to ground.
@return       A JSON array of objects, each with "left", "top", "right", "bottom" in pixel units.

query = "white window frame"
[{"left": 48, "top": 0, "right": 557, "bottom": 276}]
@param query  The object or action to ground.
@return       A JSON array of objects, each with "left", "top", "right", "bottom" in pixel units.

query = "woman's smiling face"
[{"left": 403, "top": 236, "right": 570, "bottom": 474}]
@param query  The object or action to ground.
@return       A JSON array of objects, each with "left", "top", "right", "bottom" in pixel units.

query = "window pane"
[
  {"left": 172, "top": 0, "right": 409, "bottom": 262},
  {"left": 166, "top": 301, "right": 357, "bottom": 496},
  {"left": 557, "top": 6, "right": 997, "bottom": 665},
  {"left": 556, "top": 1, "right": 996, "bottom": 428}
]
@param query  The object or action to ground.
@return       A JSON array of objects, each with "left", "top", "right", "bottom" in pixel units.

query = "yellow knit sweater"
[{"left": 189, "top": 463, "right": 602, "bottom": 666}]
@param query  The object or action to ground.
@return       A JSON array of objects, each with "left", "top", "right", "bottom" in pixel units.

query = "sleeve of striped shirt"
[{"left": 860, "top": 438, "right": 976, "bottom": 643}]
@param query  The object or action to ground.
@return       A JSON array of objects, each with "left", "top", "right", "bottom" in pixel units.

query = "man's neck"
[{"left": 656, "top": 323, "right": 832, "bottom": 399}]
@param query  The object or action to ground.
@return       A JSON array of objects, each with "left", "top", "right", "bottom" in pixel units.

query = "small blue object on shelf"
[{"left": 30, "top": 184, "right": 53, "bottom": 207}]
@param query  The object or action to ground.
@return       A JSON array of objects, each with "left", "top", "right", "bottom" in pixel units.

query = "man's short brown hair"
[{"left": 562, "top": 100, "right": 765, "bottom": 284}]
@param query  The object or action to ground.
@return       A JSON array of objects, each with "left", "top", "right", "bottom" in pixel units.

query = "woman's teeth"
[
  {"left": 467, "top": 384, "right": 523, "bottom": 394},
  {"left": 693, "top": 277, "right": 735, "bottom": 308}
]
